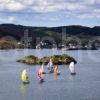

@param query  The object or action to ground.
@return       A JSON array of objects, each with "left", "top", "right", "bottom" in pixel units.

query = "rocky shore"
[{"left": 17, "top": 54, "right": 77, "bottom": 65}]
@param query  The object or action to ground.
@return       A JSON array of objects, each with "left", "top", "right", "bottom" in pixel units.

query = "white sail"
[
  {"left": 49, "top": 61, "right": 53, "bottom": 67},
  {"left": 47, "top": 59, "right": 53, "bottom": 68},
  {"left": 69, "top": 62, "right": 75, "bottom": 74},
  {"left": 41, "top": 64, "right": 44, "bottom": 72}
]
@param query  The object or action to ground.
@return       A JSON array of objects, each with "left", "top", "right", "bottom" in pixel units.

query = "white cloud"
[
  {"left": 77, "top": 11, "right": 100, "bottom": 19},
  {"left": 0, "top": 0, "right": 26, "bottom": 11},
  {"left": 0, "top": 17, "right": 16, "bottom": 23},
  {"left": 83, "top": 0, "right": 95, "bottom": 5},
  {"left": 20, "top": 0, "right": 34, "bottom": 5},
  {"left": 0, "top": 0, "right": 99, "bottom": 20},
  {"left": 37, "top": 0, "right": 48, "bottom": 5},
  {"left": 83, "top": 0, "right": 100, "bottom": 4},
  {"left": 93, "top": 9, "right": 100, "bottom": 13},
  {"left": 78, "top": 14, "right": 95, "bottom": 19},
  {"left": 32, "top": 2, "right": 86, "bottom": 12},
  {"left": 0, "top": 0, "right": 88, "bottom": 12},
  {"left": 95, "top": 0, "right": 100, "bottom": 4},
  {"left": 66, "top": 3, "right": 86, "bottom": 11}
]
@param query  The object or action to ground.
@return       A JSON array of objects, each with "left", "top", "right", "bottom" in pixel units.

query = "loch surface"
[{"left": 0, "top": 49, "right": 100, "bottom": 100}]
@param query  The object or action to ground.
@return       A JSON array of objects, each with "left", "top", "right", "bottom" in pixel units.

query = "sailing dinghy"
[{"left": 69, "top": 62, "right": 76, "bottom": 75}]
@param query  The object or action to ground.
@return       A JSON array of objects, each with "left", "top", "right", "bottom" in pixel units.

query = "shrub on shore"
[
  {"left": 17, "top": 55, "right": 38, "bottom": 65},
  {"left": 17, "top": 54, "right": 77, "bottom": 65},
  {"left": 0, "top": 40, "right": 17, "bottom": 49}
]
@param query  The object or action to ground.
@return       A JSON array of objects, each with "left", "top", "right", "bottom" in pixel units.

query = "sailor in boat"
[
  {"left": 47, "top": 59, "right": 54, "bottom": 73},
  {"left": 41, "top": 64, "right": 46, "bottom": 74},
  {"left": 69, "top": 62, "right": 76, "bottom": 75},
  {"left": 54, "top": 65, "right": 60, "bottom": 75},
  {"left": 21, "top": 69, "right": 30, "bottom": 84},
  {"left": 37, "top": 68, "right": 44, "bottom": 83}
]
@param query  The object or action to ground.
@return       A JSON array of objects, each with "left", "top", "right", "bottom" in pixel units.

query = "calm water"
[{"left": 0, "top": 49, "right": 100, "bottom": 100}]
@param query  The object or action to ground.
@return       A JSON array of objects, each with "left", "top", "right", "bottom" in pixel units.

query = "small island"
[{"left": 17, "top": 54, "right": 77, "bottom": 65}]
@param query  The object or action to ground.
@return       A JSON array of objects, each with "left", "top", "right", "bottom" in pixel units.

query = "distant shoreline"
[{"left": 0, "top": 48, "right": 98, "bottom": 50}]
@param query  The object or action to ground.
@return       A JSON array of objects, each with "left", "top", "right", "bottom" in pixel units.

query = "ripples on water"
[{"left": 0, "top": 49, "right": 100, "bottom": 100}]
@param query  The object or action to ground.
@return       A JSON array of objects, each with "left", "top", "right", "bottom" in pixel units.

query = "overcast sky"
[{"left": 0, "top": 0, "right": 100, "bottom": 27}]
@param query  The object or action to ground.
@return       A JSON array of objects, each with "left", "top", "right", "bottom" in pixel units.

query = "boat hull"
[
  {"left": 39, "top": 79, "right": 45, "bottom": 83},
  {"left": 71, "top": 73, "right": 76, "bottom": 75},
  {"left": 22, "top": 80, "right": 30, "bottom": 84}
]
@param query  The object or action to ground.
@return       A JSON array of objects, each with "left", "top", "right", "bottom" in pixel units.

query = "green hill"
[{"left": 0, "top": 24, "right": 100, "bottom": 48}]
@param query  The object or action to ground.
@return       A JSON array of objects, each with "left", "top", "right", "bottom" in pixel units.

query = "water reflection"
[
  {"left": 69, "top": 75, "right": 76, "bottom": 81},
  {"left": 1, "top": 49, "right": 100, "bottom": 100},
  {"left": 37, "top": 82, "right": 44, "bottom": 93},
  {"left": 54, "top": 74, "right": 58, "bottom": 80},
  {"left": 20, "top": 83, "right": 28, "bottom": 93}
]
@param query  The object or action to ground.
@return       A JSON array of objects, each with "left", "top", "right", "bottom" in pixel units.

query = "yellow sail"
[{"left": 21, "top": 70, "right": 27, "bottom": 81}]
